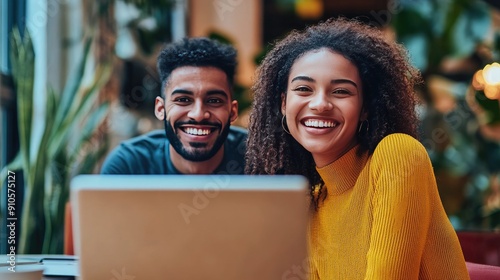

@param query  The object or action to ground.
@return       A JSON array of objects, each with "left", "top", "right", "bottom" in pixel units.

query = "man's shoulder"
[
  {"left": 226, "top": 126, "right": 247, "bottom": 151},
  {"left": 101, "top": 130, "right": 167, "bottom": 174},
  {"left": 120, "top": 129, "right": 167, "bottom": 148},
  {"left": 110, "top": 129, "right": 167, "bottom": 163},
  {"left": 228, "top": 126, "right": 248, "bottom": 141},
  {"left": 216, "top": 126, "right": 247, "bottom": 175}
]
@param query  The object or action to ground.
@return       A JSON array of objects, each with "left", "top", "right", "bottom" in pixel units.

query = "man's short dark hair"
[{"left": 157, "top": 37, "right": 237, "bottom": 96}]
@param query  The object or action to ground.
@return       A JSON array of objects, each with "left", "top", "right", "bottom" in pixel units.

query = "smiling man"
[{"left": 100, "top": 37, "right": 247, "bottom": 175}]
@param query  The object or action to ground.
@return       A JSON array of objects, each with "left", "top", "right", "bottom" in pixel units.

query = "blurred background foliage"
[
  {"left": 2, "top": 29, "right": 111, "bottom": 253},
  {"left": 392, "top": 0, "right": 500, "bottom": 230},
  {"left": 112, "top": 0, "right": 174, "bottom": 56}
]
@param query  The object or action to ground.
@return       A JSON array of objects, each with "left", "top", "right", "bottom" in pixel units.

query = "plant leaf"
[
  {"left": 49, "top": 62, "right": 112, "bottom": 157},
  {"left": 53, "top": 37, "right": 93, "bottom": 132},
  {"left": 9, "top": 27, "right": 35, "bottom": 174},
  {"left": 76, "top": 135, "right": 109, "bottom": 175},
  {"left": 450, "top": 1, "right": 491, "bottom": 57},
  {"left": 68, "top": 102, "right": 110, "bottom": 164}
]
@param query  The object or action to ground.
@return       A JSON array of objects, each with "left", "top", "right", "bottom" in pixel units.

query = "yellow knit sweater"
[{"left": 308, "top": 133, "right": 469, "bottom": 280}]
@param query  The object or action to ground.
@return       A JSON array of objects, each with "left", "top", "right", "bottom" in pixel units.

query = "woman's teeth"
[{"left": 304, "top": 120, "right": 336, "bottom": 128}]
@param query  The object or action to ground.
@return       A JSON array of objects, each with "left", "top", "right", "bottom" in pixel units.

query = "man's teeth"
[
  {"left": 185, "top": 128, "right": 211, "bottom": 135},
  {"left": 304, "top": 120, "right": 336, "bottom": 128}
]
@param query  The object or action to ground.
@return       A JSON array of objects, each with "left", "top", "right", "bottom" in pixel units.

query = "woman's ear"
[
  {"left": 361, "top": 110, "right": 368, "bottom": 122},
  {"left": 281, "top": 93, "right": 286, "bottom": 115},
  {"left": 360, "top": 103, "right": 369, "bottom": 121}
]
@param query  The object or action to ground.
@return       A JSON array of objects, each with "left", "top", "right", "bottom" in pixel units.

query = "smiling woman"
[
  {"left": 246, "top": 18, "right": 470, "bottom": 280},
  {"left": 283, "top": 49, "right": 365, "bottom": 167}
]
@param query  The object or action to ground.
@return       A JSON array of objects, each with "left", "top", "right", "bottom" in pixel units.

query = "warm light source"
[
  {"left": 483, "top": 63, "right": 500, "bottom": 85},
  {"left": 472, "top": 62, "right": 500, "bottom": 100},
  {"left": 295, "top": 0, "right": 323, "bottom": 20}
]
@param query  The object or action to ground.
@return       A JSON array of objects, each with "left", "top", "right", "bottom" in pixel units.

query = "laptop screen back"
[{"left": 71, "top": 175, "right": 310, "bottom": 280}]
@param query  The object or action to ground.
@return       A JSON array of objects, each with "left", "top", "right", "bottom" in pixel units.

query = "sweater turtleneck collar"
[{"left": 316, "top": 145, "right": 369, "bottom": 195}]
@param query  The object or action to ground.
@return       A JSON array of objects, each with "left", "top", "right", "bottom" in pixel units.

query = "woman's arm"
[{"left": 365, "top": 133, "right": 433, "bottom": 279}]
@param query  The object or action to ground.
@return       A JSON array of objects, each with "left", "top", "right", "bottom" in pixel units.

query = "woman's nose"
[{"left": 309, "top": 92, "right": 333, "bottom": 112}]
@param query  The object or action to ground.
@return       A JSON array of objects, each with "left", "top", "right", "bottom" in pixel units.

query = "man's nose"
[{"left": 187, "top": 101, "right": 210, "bottom": 121}]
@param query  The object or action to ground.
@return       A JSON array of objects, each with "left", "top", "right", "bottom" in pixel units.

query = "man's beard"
[{"left": 164, "top": 118, "right": 230, "bottom": 162}]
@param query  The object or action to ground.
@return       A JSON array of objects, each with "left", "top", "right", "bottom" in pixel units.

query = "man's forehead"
[
  {"left": 164, "top": 66, "right": 232, "bottom": 97},
  {"left": 169, "top": 65, "right": 227, "bottom": 78}
]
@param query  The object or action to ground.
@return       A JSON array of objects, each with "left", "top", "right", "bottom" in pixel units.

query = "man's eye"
[
  {"left": 207, "top": 98, "right": 223, "bottom": 104},
  {"left": 174, "top": 97, "right": 191, "bottom": 103}
]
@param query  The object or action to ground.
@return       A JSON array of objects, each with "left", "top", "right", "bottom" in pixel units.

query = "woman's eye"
[
  {"left": 292, "top": 86, "right": 311, "bottom": 92},
  {"left": 332, "top": 88, "right": 350, "bottom": 95}
]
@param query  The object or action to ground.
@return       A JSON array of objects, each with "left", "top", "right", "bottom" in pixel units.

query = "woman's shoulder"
[
  {"left": 372, "top": 133, "right": 428, "bottom": 160},
  {"left": 370, "top": 134, "right": 433, "bottom": 181}
]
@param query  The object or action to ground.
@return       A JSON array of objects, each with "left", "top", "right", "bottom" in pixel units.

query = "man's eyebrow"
[
  {"left": 171, "top": 89, "right": 193, "bottom": 95},
  {"left": 206, "top": 90, "right": 230, "bottom": 98},
  {"left": 170, "top": 89, "right": 231, "bottom": 99}
]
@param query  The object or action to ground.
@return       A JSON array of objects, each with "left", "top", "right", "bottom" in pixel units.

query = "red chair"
[
  {"left": 456, "top": 231, "right": 500, "bottom": 266},
  {"left": 467, "top": 262, "right": 500, "bottom": 280}
]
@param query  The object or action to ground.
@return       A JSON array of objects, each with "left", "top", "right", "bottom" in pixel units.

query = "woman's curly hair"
[{"left": 245, "top": 18, "right": 422, "bottom": 207}]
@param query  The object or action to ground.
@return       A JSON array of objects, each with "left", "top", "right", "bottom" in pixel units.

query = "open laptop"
[{"left": 71, "top": 175, "right": 309, "bottom": 280}]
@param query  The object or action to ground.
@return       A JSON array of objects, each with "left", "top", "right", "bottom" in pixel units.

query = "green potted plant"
[{"left": 0, "top": 28, "right": 112, "bottom": 254}]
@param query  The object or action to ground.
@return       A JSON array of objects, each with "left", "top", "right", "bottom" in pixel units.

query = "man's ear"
[
  {"left": 230, "top": 100, "right": 239, "bottom": 123},
  {"left": 155, "top": 96, "right": 165, "bottom": 121},
  {"left": 281, "top": 93, "right": 286, "bottom": 115}
]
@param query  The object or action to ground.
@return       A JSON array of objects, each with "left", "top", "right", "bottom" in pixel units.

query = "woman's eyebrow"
[
  {"left": 291, "top": 75, "right": 315, "bottom": 83},
  {"left": 331, "top": 79, "right": 358, "bottom": 88}
]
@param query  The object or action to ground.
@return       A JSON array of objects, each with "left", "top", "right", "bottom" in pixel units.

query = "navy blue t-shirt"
[{"left": 100, "top": 126, "right": 247, "bottom": 174}]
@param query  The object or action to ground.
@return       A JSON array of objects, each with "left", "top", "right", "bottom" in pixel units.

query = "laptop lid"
[{"left": 71, "top": 175, "right": 309, "bottom": 280}]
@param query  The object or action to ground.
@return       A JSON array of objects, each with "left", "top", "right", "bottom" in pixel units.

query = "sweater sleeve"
[{"left": 365, "top": 134, "right": 432, "bottom": 279}]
